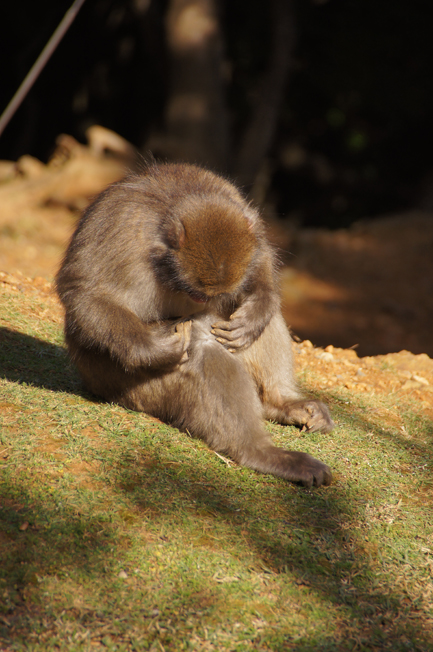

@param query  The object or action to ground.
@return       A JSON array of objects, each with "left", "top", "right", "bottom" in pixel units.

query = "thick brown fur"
[{"left": 56, "top": 162, "right": 334, "bottom": 487}]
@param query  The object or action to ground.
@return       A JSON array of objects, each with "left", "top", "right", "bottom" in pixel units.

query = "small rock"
[
  {"left": 401, "top": 380, "right": 423, "bottom": 390},
  {"left": 19, "top": 521, "right": 29, "bottom": 531},
  {"left": 118, "top": 570, "right": 128, "bottom": 579},
  {"left": 317, "top": 351, "right": 334, "bottom": 362},
  {"left": 412, "top": 374, "right": 429, "bottom": 385}
]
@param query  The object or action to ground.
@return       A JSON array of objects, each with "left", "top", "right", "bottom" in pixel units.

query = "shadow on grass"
[
  {"left": 0, "top": 326, "right": 85, "bottom": 396},
  {"left": 1, "top": 326, "right": 433, "bottom": 649},
  {"left": 0, "top": 478, "right": 226, "bottom": 649},
  {"left": 2, "top": 458, "right": 430, "bottom": 650},
  {"left": 108, "top": 434, "right": 433, "bottom": 651}
]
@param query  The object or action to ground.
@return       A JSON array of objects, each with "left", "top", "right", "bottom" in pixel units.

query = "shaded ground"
[{"left": 278, "top": 214, "right": 433, "bottom": 357}]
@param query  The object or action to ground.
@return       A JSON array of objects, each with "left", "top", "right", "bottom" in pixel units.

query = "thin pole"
[{"left": 0, "top": 0, "right": 87, "bottom": 138}]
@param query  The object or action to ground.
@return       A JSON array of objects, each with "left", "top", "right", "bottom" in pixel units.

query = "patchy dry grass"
[{"left": 1, "top": 274, "right": 433, "bottom": 651}]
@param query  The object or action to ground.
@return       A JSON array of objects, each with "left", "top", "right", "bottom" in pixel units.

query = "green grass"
[{"left": 1, "top": 288, "right": 433, "bottom": 651}]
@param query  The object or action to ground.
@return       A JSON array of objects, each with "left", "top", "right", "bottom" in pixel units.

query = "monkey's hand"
[
  {"left": 148, "top": 320, "right": 191, "bottom": 369},
  {"left": 211, "top": 275, "right": 279, "bottom": 352},
  {"left": 122, "top": 319, "right": 191, "bottom": 371},
  {"left": 211, "top": 306, "right": 267, "bottom": 353}
]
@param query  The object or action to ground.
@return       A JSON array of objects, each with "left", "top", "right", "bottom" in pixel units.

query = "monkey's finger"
[
  {"left": 181, "top": 319, "right": 192, "bottom": 340},
  {"left": 179, "top": 350, "right": 189, "bottom": 364},
  {"left": 211, "top": 320, "right": 241, "bottom": 332},
  {"left": 175, "top": 321, "right": 187, "bottom": 334},
  {"left": 184, "top": 321, "right": 192, "bottom": 350},
  {"left": 211, "top": 326, "right": 242, "bottom": 341},
  {"left": 212, "top": 329, "right": 245, "bottom": 346},
  {"left": 215, "top": 335, "right": 250, "bottom": 352},
  {"left": 176, "top": 320, "right": 192, "bottom": 350}
]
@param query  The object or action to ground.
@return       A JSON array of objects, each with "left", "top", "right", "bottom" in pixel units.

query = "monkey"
[{"left": 55, "top": 162, "right": 334, "bottom": 488}]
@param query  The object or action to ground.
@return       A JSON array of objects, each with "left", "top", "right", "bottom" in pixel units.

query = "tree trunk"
[
  {"left": 149, "top": 0, "right": 229, "bottom": 172},
  {"left": 234, "top": 0, "right": 297, "bottom": 191}
]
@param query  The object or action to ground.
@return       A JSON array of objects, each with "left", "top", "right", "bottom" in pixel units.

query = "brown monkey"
[{"left": 56, "top": 163, "right": 334, "bottom": 487}]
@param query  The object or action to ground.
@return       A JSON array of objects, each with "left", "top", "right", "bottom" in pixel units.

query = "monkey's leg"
[
  {"left": 124, "top": 319, "right": 331, "bottom": 487},
  {"left": 241, "top": 312, "right": 335, "bottom": 433}
]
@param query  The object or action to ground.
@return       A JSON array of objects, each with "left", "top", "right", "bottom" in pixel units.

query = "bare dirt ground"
[{"left": 1, "top": 127, "right": 433, "bottom": 411}]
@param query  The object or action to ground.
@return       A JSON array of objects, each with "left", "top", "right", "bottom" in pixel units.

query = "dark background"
[{"left": 1, "top": 0, "right": 432, "bottom": 228}]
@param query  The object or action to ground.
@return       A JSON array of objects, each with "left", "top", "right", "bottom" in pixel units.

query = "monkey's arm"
[
  {"left": 211, "top": 255, "right": 279, "bottom": 352},
  {"left": 65, "top": 294, "right": 190, "bottom": 371}
]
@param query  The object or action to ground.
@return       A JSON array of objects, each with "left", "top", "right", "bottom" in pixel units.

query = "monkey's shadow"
[{"left": 0, "top": 327, "right": 89, "bottom": 398}]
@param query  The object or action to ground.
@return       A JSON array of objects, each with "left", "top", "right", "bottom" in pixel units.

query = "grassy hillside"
[{"left": 1, "top": 272, "right": 433, "bottom": 651}]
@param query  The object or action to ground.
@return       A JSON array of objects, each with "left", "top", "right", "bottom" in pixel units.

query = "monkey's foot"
[
  {"left": 244, "top": 446, "right": 332, "bottom": 487},
  {"left": 281, "top": 399, "right": 335, "bottom": 433},
  {"left": 281, "top": 451, "right": 332, "bottom": 488}
]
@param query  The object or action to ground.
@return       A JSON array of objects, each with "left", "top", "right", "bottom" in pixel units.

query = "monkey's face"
[{"left": 157, "top": 198, "right": 258, "bottom": 303}]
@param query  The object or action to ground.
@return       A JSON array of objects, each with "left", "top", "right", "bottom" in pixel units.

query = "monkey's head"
[{"left": 155, "top": 195, "right": 259, "bottom": 303}]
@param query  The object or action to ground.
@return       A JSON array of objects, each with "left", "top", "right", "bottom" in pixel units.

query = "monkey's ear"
[{"left": 164, "top": 219, "right": 186, "bottom": 249}]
